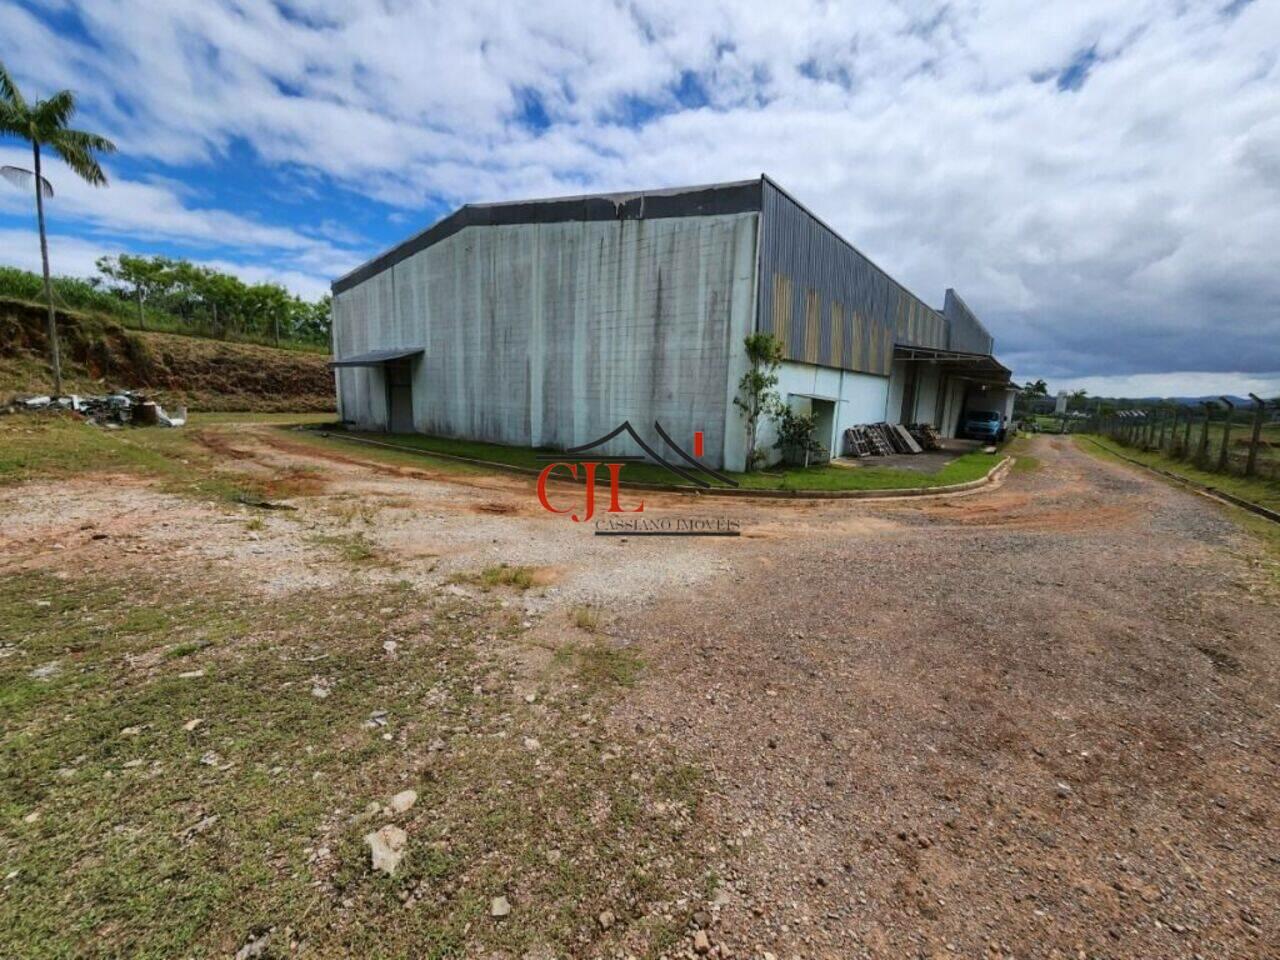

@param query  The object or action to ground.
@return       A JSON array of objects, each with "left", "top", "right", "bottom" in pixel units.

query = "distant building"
[
  {"left": 1055, "top": 391, "right": 1070, "bottom": 415},
  {"left": 330, "top": 176, "right": 1015, "bottom": 469}
]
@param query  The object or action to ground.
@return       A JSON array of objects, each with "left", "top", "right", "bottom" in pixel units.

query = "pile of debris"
[
  {"left": 8, "top": 391, "right": 187, "bottom": 428},
  {"left": 843, "top": 422, "right": 942, "bottom": 458}
]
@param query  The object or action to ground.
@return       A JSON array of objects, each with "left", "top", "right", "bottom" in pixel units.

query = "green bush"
[{"left": 0, "top": 266, "right": 132, "bottom": 319}]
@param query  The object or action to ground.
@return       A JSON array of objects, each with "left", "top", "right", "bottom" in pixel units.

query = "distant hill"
[
  {"left": 1099, "top": 395, "right": 1256, "bottom": 406},
  {"left": 0, "top": 298, "right": 335, "bottom": 412}
]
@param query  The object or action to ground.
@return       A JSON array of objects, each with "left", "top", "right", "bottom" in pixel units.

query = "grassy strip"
[
  {"left": 0, "top": 571, "right": 709, "bottom": 958},
  {"left": 0, "top": 413, "right": 328, "bottom": 504},
  {"left": 328, "top": 428, "right": 1002, "bottom": 492},
  {"left": 1078, "top": 434, "right": 1280, "bottom": 513}
]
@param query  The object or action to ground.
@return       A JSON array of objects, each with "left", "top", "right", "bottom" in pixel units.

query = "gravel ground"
[
  {"left": 3, "top": 427, "right": 1274, "bottom": 959},
  {"left": 613, "top": 436, "right": 1279, "bottom": 959}
]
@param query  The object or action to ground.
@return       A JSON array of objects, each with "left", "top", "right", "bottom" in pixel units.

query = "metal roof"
[
  {"left": 328, "top": 347, "right": 424, "bottom": 368},
  {"left": 332, "top": 178, "right": 762, "bottom": 293}
]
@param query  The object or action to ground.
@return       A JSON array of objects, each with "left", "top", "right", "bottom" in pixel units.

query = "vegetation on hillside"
[
  {"left": 0, "top": 298, "right": 335, "bottom": 412},
  {"left": 0, "top": 261, "right": 331, "bottom": 351}
]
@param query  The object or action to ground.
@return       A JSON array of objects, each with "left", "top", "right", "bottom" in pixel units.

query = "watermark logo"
[{"left": 534, "top": 421, "right": 739, "bottom": 536}]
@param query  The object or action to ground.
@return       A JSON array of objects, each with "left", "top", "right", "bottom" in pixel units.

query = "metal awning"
[
  {"left": 788, "top": 391, "right": 842, "bottom": 403},
  {"left": 893, "top": 344, "right": 1012, "bottom": 387},
  {"left": 328, "top": 347, "right": 425, "bottom": 368}
]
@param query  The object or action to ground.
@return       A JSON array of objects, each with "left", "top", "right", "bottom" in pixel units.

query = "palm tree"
[{"left": 0, "top": 61, "right": 116, "bottom": 395}]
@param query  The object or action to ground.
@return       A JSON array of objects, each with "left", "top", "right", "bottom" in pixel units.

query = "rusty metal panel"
[
  {"left": 771, "top": 273, "right": 793, "bottom": 352},
  {"left": 850, "top": 308, "right": 865, "bottom": 370},
  {"left": 830, "top": 302, "right": 844, "bottom": 370},
  {"left": 758, "top": 178, "right": 955, "bottom": 373},
  {"left": 804, "top": 288, "right": 821, "bottom": 363}
]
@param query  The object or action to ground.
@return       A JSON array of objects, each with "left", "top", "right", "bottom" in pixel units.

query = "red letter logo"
[
  {"left": 604, "top": 463, "right": 644, "bottom": 514},
  {"left": 537, "top": 462, "right": 577, "bottom": 515}
]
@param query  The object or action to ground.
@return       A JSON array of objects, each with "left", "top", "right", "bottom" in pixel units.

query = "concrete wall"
[
  {"left": 333, "top": 213, "right": 760, "bottom": 470},
  {"left": 940, "top": 378, "right": 966, "bottom": 437}
]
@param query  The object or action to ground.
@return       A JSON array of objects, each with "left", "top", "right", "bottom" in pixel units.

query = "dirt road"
[
  {"left": 3, "top": 428, "right": 1275, "bottom": 959},
  {"left": 614, "top": 436, "right": 1279, "bottom": 959}
]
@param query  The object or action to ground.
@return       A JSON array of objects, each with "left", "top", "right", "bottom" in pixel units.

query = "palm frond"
[
  {"left": 54, "top": 126, "right": 116, "bottom": 155},
  {"left": 0, "top": 164, "right": 52, "bottom": 197},
  {"left": 32, "top": 90, "right": 76, "bottom": 134},
  {"left": 0, "top": 101, "right": 30, "bottom": 138},
  {"left": 0, "top": 61, "right": 25, "bottom": 111},
  {"left": 50, "top": 137, "right": 108, "bottom": 186}
]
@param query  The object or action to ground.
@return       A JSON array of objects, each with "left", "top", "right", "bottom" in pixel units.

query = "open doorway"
[{"left": 384, "top": 357, "right": 414, "bottom": 433}]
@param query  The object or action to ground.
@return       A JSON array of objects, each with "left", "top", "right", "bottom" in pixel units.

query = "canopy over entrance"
[{"left": 328, "top": 347, "right": 424, "bottom": 368}]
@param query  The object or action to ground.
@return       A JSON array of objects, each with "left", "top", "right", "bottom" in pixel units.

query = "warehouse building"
[{"left": 330, "top": 175, "right": 1014, "bottom": 471}]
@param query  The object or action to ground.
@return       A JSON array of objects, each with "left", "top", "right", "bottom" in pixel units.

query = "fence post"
[
  {"left": 1217, "top": 397, "right": 1235, "bottom": 473},
  {"left": 1157, "top": 407, "right": 1169, "bottom": 452},
  {"left": 1182, "top": 407, "right": 1193, "bottom": 459},
  {"left": 1246, "top": 394, "right": 1265, "bottom": 477},
  {"left": 1198, "top": 402, "right": 1214, "bottom": 464}
]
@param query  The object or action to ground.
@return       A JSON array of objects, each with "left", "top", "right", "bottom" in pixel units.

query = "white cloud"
[
  {"left": 1, "top": 0, "right": 1277, "bottom": 380},
  {"left": 1054, "top": 371, "right": 1280, "bottom": 401}
]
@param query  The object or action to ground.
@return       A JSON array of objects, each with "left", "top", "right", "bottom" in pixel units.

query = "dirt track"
[
  {"left": 613, "top": 436, "right": 1279, "bottom": 959},
  {"left": 4, "top": 430, "right": 1276, "bottom": 958}
]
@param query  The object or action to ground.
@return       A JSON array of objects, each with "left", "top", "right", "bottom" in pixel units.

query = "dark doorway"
[{"left": 385, "top": 357, "right": 414, "bottom": 433}]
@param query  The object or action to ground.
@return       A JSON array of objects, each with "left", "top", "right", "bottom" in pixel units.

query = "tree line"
[{"left": 94, "top": 254, "right": 331, "bottom": 346}]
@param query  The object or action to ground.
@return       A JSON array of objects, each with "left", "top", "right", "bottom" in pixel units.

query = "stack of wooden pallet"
[
  {"left": 882, "top": 423, "right": 923, "bottom": 454},
  {"left": 907, "top": 422, "right": 943, "bottom": 450},
  {"left": 843, "top": 422, "right": 937, "bottom": 458},
  {"left": 843, "top": 424, "right": 893, "bottom": 457}
]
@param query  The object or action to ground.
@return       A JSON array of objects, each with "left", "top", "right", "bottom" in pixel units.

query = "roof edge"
[{"left": 332, "top": 177, "right": 764, "bottom": 294}]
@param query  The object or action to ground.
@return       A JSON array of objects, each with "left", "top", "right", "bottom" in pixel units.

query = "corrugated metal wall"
[
  {"left": 942, "top": 288, "right": 994, "bottom": 355},
  {"left": 757, "top": 178, "right": 950, "bottom": 375},
  {"left": 332, "top": 212, "right": 759, "bottom": 470}
]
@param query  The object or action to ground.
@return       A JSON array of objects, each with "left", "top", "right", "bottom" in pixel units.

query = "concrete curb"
[
  {"left": 1080, "top": 436, "right": 1280, "bottom": 525},
  {"left": 307, "top": 428, "right": 1013, "bottom": 501}
]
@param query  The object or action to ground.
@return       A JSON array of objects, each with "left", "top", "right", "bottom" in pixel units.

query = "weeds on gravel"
[
  {"left": 453, "top": 564, "right": 538, "bottom": 591},
  {"left": 570, "top": 605, "right": 600, "bottom": 632},
  {"left": 308, "top": 531, "right": 385, "bottom": 566},
  {"left": 555, "top": 640, "right": 643, "bottom": 688},
  {"left": 0, "top": 571, "right": 710, "bottom": 959}
]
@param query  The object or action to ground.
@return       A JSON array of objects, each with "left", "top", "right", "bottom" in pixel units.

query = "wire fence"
[{"left": 1090, "top": 395, "right": 1280, "bottom": 481}]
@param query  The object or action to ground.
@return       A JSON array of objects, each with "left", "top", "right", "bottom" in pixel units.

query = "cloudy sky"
[{"left": 1, "top": 0, "right": 1277, "bottom": 396}]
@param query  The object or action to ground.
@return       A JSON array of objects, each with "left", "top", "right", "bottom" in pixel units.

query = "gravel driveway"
[
  {"left": 610, "top": 435, "right": 1278, "bottom": 959},
  {"left": 6, "top": 427, "right": 1272, "bottom": 959}
]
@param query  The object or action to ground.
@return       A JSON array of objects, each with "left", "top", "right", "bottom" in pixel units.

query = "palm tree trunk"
[{"left": 32, "top": 142, "right": 63, "bottom": 396}]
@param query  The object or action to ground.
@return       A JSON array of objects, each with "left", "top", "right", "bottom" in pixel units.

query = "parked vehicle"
[{"left": 962, "top": 409, "right": 1005, "bottom": 442}]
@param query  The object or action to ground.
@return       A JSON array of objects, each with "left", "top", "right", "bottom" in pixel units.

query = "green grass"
[
  {"left": 323, "top": 428, "right": 1004, "bottom": 492},
  {"left": 0, "top": 413, "right": 326, "bottom": 496},
  {"left": 1007, "top": 437, "right": 1041, "bottom": 473},
  {"left": 0, "top": 570, "right": 710, "bottom": 959}
]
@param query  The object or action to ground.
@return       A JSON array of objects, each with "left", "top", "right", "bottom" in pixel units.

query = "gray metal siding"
[
  {"left": 757, "top": 178, "right": 951, "bottom": 375},
  {"left": 332, "top": 213, "right": 759, "bottom": 470}
]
